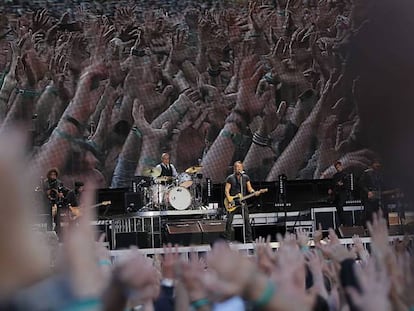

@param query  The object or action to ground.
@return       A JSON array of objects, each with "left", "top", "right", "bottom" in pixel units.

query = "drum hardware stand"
[
  {"left": 191, "top": 175, "right": 203, "bottom": 209},
  {"left": 132, "top": 179, "right": 147, "bottom": 212}
]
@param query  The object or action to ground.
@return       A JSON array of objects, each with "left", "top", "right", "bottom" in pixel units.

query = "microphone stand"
[{"left": 240, "top": 173, "right": 246, "bottom": 244}]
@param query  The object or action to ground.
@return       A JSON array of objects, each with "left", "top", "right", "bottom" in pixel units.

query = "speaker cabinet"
[
  {"left": 165, "top": 221, "right": 202, "bottom": 246},
  {"left": 115, "top": 232, "right": 149, "bottom": 249},
  {"left": 388, "top": 224, "right": 414, "bottom": 235},
  {"left": 198, "top": 220, "right": 226, "bottom": 244},
  {"left": 338, "top": 226, "right": 366, "bottom": 238}
]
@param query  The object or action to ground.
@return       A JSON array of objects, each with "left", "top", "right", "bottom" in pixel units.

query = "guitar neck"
[
  {"left": 239, "top": 192, "right": 257, "bottom": 202},
  {"left": 70, "top": 201, "right": 111, "bottom": 209},
  {"left": 238, "top": 189, "right": 267, "bottom": 201}
]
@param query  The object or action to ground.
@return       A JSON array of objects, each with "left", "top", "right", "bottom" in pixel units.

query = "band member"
[
  {"left": 65, "top": 181, "right": 85, "bottom": 221},
  {"left": 360, "top": 159, "right": 386, "bottom": 225},
  {"left": 43, "top": 168, "right": 67, "bottom": 230},
  {"left": 224, "top": 161, "right": 257, "bottom": 242},
  {"left": 66, "top": 181, "right": 85, "bottom": 209},
  {"left": 155, "top": 153, "right": 178, "bottom": 178},
  {"left": 328, "top": 161, "right": 349, "bottom": 228}
]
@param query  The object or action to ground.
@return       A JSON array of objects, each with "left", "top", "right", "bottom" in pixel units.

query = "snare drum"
[
  {"left": 166, "top": 186, "right": 192, "bottom": 210},
  {"left": 178, "top": 173, "right": 193, "bottom": 188},
  {"left": 151, "top": 184, "right": 167, "bottom": 206}
]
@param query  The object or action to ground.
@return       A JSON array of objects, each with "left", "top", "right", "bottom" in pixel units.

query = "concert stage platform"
[{"left": 105, "top": 202, "right": 367, "bottom": 249}]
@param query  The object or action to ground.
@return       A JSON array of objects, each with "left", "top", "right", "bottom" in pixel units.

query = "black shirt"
[
  {"left": 332, "top": 170, "right": 348, "bottom": 194},
  {"left": 65, "top": 190, "right": 81, "bottom": 207},
  {"left": 43, "top": 178, "right": 66, "bottom": 204},
  {"left": 226, "top": 173, "right": 251, "bottom": 196},
  {"left": 360, "top": 168, "right": 384, "bottom": 193}
]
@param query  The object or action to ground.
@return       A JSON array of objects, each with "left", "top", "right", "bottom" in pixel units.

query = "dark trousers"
[
  {"left": 334, "top": 192, "right": 348, "bottom": 227},
  {"left": 225, "top": 204, "right": 252, "bottom": 242},
  {"left": 364, "top": 199, "right": 389, "bottom": 226}
]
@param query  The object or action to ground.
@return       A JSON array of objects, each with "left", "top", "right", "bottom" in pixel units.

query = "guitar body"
[
  {"left": 224, "top": 189, "right": 268, "bottom": 212},
  {"left": 68, "top": 201, "right": 112, "bottom": 220},
  {"left": 69, "top": 206, "right": 81, "bottom": 220},
  {"left": 224, "top": 195, "right": 241, "bottom": 212}
]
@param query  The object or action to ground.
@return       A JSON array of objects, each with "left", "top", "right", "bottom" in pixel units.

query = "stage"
[{"left": 94, "top": 202, "right": 413, "bottom": 250}]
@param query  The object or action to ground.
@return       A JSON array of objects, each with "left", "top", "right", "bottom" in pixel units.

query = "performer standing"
[
  {"left": 328, "top": 161, "right": 349, "bottom": 228},
  {"left": 224, "top": 161, "right": 257, "bottom": 243},
  {"left": 66, "top": 181, "right": 85, "bottom": 218},
  {"left": 360, "top": 159, "right": 386, "bottom": 225},
  {"left": 43, "top": 168, "right": 67, "bottom": 230}
]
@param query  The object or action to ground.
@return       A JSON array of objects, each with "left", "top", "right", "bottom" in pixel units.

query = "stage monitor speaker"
[
  {"left": 115, "top": 232, "right": 149, "bottom": 249},
  {"left": 404, "top": 224, "right": 414, "bottom": 234},
  {"left": 165, "top": 221, "right": 202, "bottom": 246},
  {"left": 388, "top": 224, "right": 414, "bottom": 235},
  {"left": 338, "top": 226, "right": 366, "bottom": 238},
  {"left": 198, "top": 220, "right": 226, "bottom": 244}
]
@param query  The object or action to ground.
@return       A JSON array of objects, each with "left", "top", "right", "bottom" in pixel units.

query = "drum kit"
[{"left": 138, "top": 165, "right": 204, "bottom": 211}]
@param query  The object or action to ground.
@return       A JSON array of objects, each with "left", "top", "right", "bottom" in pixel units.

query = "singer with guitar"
[{"left": 224, "top": 161, "right": 261, "bottom": 243}]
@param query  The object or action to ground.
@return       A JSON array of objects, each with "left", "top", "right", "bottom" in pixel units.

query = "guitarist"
[
  {"left": 328, "top": 161, "right": 349, "bottom": 228},
  {"left": 224, "top": 161, "right": 258, "bottom": 242},
  {"left": 65, "top": 181, "right": 85, "bottom": 221},
  {"left": 43, "top": 168, "right": 67, "bottom": 231},
  {"left": 360, "top": 159, "right": 387, "bottom": 225}
]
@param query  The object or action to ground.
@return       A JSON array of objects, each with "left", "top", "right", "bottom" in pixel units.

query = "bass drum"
[{"left": 167, "top": 186, "right": 192, "bottom": 210}]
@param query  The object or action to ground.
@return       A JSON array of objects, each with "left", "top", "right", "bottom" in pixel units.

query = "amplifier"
[
  {"left": 165, "top": 221, "right": 202, "bottom": 246},
  {"left": 198, "top": 220, "right": 226, "bottom": 245},
  {"left": 338, "top": 226, "right": 366, "bottom": 238}
]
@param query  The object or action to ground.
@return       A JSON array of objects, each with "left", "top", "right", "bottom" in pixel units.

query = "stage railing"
[{"left": 108, "top": 235, "right": 413, "bottom": 262}]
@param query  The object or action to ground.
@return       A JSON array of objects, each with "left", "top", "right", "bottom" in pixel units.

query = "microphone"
[{"left": 240, "top": 170, "right": 246, "bottom": 175}]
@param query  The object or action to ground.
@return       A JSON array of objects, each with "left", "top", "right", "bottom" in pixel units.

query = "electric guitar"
[
  {"left": 69, "top": 201, "right": 112, "bottom": 220},
  {"left": 369, "top": 189, "right": 403, "bottom": 201},
  {"left": 224, "top": 188, "right": 268, "bottom": 212}
]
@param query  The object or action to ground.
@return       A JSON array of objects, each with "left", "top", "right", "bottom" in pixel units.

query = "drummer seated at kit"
[{"left": 155, "top": 153, "right": 177, "bottom": 183}]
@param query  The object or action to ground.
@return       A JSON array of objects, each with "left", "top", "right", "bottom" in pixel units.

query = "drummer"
[{"left": 155, "top": 153, "right": 178, "bottom": 182}]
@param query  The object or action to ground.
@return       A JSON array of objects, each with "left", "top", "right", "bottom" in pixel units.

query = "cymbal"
[
  {"left": 185, "top": 165, "right": 203, "bottom": 174},
  {"left": 142, "top": 167, "right": 161, "bottom": 178},
  {"left": 156, "top": 176, "right": 173, "bottom": 182}
]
